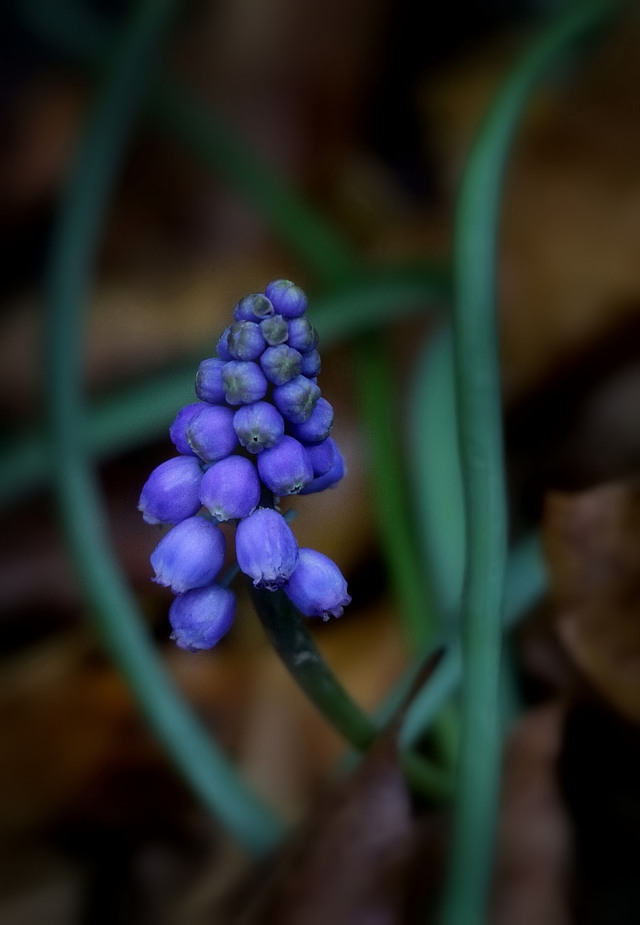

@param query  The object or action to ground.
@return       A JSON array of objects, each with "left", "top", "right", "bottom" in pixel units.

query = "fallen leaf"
[{"left": 543, "top": 480, "right": 640, "bottom": 724}]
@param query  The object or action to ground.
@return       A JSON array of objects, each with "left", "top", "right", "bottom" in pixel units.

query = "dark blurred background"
[{"left": 2, "top": 1, "right": 640, "bottom": 922}]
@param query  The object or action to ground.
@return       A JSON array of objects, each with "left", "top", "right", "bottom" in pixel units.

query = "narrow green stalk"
[
  {"left": 408, "top": 327, "right": 465, "bottom": 627},
  {"left": 354, "top": 334, "right": 434, "bottom": 650},
  {"left": 249, "top": 585, "right": 452, "bottom": 799},
  {"left": 45, "top": 0, "right": 283, "bottom": 854},
  {"left": 438, "top": 4, "right": 624, "bottom": 922},
  {"left": 398, "top": 532, "right": 546, "bottom": 750}
]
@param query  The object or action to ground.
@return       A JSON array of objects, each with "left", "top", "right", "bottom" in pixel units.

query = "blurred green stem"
[
  {"left": 438, "top": 3, "right": 625, "bottom": 923},
  {"left": 44, "top": 0, "right": 284, "bottom": 854}
]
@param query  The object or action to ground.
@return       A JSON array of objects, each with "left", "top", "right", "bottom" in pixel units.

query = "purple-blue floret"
[
  {"left": 287, "top": 316, "right": 318, "bottom": 352},
  {"left": 199, "top": 455, "right": 261, "bottom": 521},
  {"left": 236, "top": 507, "right": 299, "bottom": 590},
  {"left": 261, "top": 314, "right": 289, "bottom": 346},
  {"left": 224, "top": 321, "right": 266, "bottom": 360},
  {"left": 169, "top": 584, "right": 236, "bottom": 650},
  {"left": 257, "top": 435, "right": 314, "bottom": 496},
  {"left": 272, "top": 375, "right": 320, "bottom": 423},
  {"left": 169, "top": 402, "right": 205, "bottom": 456},
  {"left": 260, "top": 344, "right": 302, "bottom": 385},
  {"left": 300, "top": 349, "right": 321, "bottom": 378},
  {"left": 233, "top": 400, "right": 285, "bottom": 453},
  {"left": 222, "top": 360, "right": 268, "bottom": 405},
  {"left": 264, "top": 279, "right": 307, "bottom": 318},
  {"left": 151, "top": 516, "right": 226, "bottom": 593},
  {"left": 299, "top": 442, "right": 345, "bottom": 494},
  {"left": 186, "top": 404, "right": 238, "bottom": 461},
  {"left": 139, "top": 456, "right": 203, "bottom": 525},
  {"left": 288, "top": 396, "right": 334, "bottom": 445},
  {"left": 233, "top": 292, "right": 274, "bottom": 320},
  {"left": 305, "top": 437, "right": 338, "bottom": 477},
  {"left": 195, "top": 357, "right": 226, "bottom": 404},
  {"left": 283, "top": 548, "right": 351, "bottom": 619}
]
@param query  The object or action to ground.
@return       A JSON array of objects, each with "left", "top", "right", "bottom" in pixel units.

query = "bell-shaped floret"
[
  {"left": 287, "top": 316, "right": 318, "bottom": 353},
  {"left": 283, "top": 548, "right": 351, "bottom": 619},
  {"left": 223, "top": 321, "right": 266, "bottom": 360},
  {"left": 261, "top": 314, "right": 289, "bottom": 346},
  {"left": 260, "top": 344, "right": 302, "bottom": 385},
  {"left": 264, "top": 279, "right": 307, "bottom": 318},
  {"left": 300, "top": 349, "right": 321, "bottom": 378},
  {"left": 288, "top": 397, "right": 333, "bottom": 445},
  {"left": 233, "top": 292, "right": 274, "bottom": 321},
  {"left": 257, "top": 435, "right": 313, "bottom": 495},
  {"left": 195, "top": 357, "right": 226, "bottom": 404},
  {"left": 233, "top": 401, "right": 284, "bottom": 453},
  {"left": 186, "top": 405, "right": 238, "bottom": 462},
  {"left": 169, "top": 584, "right": 236, "bottom": 651},
  {"left": 150, "top": 516, "right": 225, "bottom": 593},
  {"left": 235, "top": 507, "right": 299, "bottom": 590},
  {"left": 138, "top": 456, "right": 203, "bottom": 525},
  {"left": 199, "top": 455, "right": 261, "bottom": 521},
  {"left": 222, "top": 360, "right": 268, "bottom": 405},
  {"left": 272, "top": 375, "right": 320, "bottom": 423},
  {"left": 305, "top": 437, "right": 337, "bottom": 477},
  {"left": 169, "top": 402, "right": 205, "bottom": 455},
  {"left": 299, "top": 441, "right": 345, "bottom": 494}
]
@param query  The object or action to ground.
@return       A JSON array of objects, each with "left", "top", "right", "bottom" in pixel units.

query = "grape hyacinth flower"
[
  {"left": 138, "top": 279, "right": 349, "bottom": 650},
  {"left": 283, "top": 548, "right": 352, "bottom": 620}
]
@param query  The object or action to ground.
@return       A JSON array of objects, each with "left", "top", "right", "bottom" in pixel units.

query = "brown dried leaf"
[
  {"left": 234, "top": 731, "right": 414, "bottom": 925},
  {"left": 543, "top": 480, "right": 640, "bottom": 723},
  {"left": 216, "top": 652, "right": 445, "bottom": 925}
]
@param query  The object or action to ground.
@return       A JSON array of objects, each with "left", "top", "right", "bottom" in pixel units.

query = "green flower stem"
[
  {"left": 398, "top": 533, "right": 546, "bottom": 751},
  {"left": 438, "top": 4, "right": 624, "bottom": 922},
  {"left": 353, "top": 333, "right": 460, "bottom": 772},
  {"left": 45, "top": 0, "right": 283, "bottom": 855},
  {"left": 353, "top": 334, "right": 435, "bottom": 651},
  {"left": 249, "top": 585, "right": 452, "bottom": 800},
  {"left": 408, "top": 327, "right": 465, "bottom": 627}
]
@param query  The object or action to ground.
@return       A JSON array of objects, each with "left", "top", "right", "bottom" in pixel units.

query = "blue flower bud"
[
  {"left": 222, "top": 360, "right": 268, "bottom": 405},
  {"left": 300, "top": 349, "right": 321, "bottom": 378},
  {"left": 272, "top": 375, "right": 320, "bottom": 423},
  {"left": 195, "top": 357, "right": 226, "bottom": 404},
  {"left": 169, "top": 402, "right": 205, "bottom": 455},
  {"left": 257, "top": 435, "right": 314, "bottom": 495},
  {"left": 199, "top": 455, "right": 261, "bottom": 521},
  {"left": 151, "top": 516, "right": 226, "bottom": 593},
  {"left": 287, "top": 316, "right": 318, "bottom": 352},
  {"left": 235, "top": 507, "right": 299, "bottom": 590},
  {"left": 305, "top": 437, "right": 336, "bottom": 477},
  {"left": 261, "top": 314, "right": 289, "bottom": 346},
  {"left": 233, "top": 292, "right": 274, "bottom": 320},
  {"left": 169, "top": 584, "right": 236, "bottom": 651},
  {"left": 216, "top": 327, "right": 233, "bottom": 360},
  {"left": 233, "top": 401, "right": 285, "bottom": 453},
  {"left": 138, "top": 456, "right": 203, "bottom": 525},
  {"left": 288, "top": 396, "right": 333, "bottom": 445},
  {"left": 283, "top": 547, "right": 351, "bottom": 619},
  {"left": 186, "top": 405, "right": 238, "bottom": 462},
  {"left": 260, "top": 344, "right": 302, "bottom": 385},
  {"left": 264, "top": 279, "right": 307, "bottom": 318},
  {"left": 225, "top": 321, "right": 266, "bottom": 360},
  {"left": 299, "top": 442, "right": 345, "bottom": 494}
]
